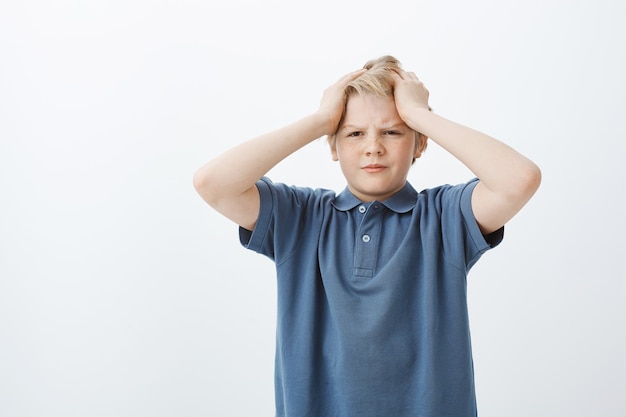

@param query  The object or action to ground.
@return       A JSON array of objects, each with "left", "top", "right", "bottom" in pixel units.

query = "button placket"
[{"left": 353, "top": 202, "right": 382, "bottom": 277}]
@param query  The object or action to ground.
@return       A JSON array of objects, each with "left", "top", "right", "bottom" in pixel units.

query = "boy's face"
[{"left": 332, "top": 94, "right": 422, "bottom": 202}]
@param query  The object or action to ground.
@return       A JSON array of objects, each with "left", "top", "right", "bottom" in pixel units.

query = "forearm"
[
  {"left": 410, "top": 109, "right": 540, "bottom": 198},
  {"left": 193, "top": 112, "right": 329, "bottom": 205}
]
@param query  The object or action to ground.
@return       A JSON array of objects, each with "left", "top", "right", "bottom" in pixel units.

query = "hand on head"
[
  {"left": 319, "top": 61, "right": 431, "bottom": 146},
  {"left": 389, "top": 70, "right": 431, "bottom": 131},
  {"left": 318, "top": 69, "right": 367, "bottom": 136}
]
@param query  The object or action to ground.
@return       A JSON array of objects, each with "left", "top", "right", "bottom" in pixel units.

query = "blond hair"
[
  {"left": 346, "top": 55, "right": 401, "bottom": 97},
  {"left": 328, "top": 55, "right": 427, "bottom": 156}
]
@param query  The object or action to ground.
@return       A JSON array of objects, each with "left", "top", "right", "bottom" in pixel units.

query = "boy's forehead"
[{"left": 343, "top": 94, "right": 403, "bottom": 126}]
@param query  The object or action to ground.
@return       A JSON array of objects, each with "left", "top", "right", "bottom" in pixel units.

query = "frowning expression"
[{"left": 331, "top": 94, "right": 424, "bottom": 202}]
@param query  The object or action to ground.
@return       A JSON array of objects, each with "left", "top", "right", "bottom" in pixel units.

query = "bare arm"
[
  {"left": 193, "top": 69, "right": 366, "bottom": 230},
  {"left": 391, "top": 71, "right": 541, "bottom": 234}
]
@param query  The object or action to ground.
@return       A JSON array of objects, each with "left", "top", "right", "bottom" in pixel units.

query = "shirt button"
[
  {"left": 362, "top": 234, "right": 371, "bottom": 243},
  {"left": 358, "top": 205, "right": 366, "bottom": 213}
]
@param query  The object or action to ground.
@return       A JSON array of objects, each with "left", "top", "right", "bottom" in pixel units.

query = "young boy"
[{"left": 193, "top": 56, "right": 541, "bottom": 417}]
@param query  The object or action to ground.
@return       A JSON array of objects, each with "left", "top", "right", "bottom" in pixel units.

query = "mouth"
[{"left": 362, "top": 164, "right": 387, "bottom": 173}]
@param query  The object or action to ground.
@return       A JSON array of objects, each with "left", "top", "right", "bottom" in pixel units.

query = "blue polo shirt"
[{"left": 240, "top": 177, "right": 503, "bottom": 417}]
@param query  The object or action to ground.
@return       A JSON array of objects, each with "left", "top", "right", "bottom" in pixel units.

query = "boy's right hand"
[{"left": 318, "top": 69, "right": 367, "bottom": 135}]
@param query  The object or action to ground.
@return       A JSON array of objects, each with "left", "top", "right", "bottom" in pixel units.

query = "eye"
[
  {"left": 347, "top": 131, "right": 363, "bottom": 137},
  {"left": 384, "top": 130, "right": 401, "bottom": 136}
]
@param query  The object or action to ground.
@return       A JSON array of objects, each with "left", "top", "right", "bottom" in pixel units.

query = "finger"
[
  {"left": 406, "top": 71, "right": 419, "bottom": 81},
  {"left": 388, "top": 69, "right": 404, "bottom": 82}
]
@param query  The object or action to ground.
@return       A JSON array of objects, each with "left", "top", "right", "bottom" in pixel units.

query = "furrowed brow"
[{"left": 340, "top": 124, "right": 362, "bottom": 131}]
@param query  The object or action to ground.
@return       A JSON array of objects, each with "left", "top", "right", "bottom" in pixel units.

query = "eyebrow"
[{"left": 340, "top": 123, "right": 406, "bottom": 131}]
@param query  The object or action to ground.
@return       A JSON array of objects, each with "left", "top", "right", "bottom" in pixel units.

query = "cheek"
[
  {"left": 393, "top": 141, "right": 418, "bottom": 160},
  {"left": 335, "top": 142, "right": 357, "bottom": 160}
]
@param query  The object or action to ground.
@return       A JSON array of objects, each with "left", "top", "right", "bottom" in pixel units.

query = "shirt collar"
[{"left": 332, "top": 182, "right": 418, "bottom": 213}]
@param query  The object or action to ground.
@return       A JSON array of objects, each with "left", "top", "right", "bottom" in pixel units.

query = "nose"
[{"left": 365, "top": 134, "right": 384, "bottom": 156}]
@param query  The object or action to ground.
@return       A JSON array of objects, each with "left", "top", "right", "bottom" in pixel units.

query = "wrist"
[
  {"left": 301, "top": 112, "right": 336, "bottom": 140},
  {"left": 311, "top": 110, "right": 338, "bottom": 137},
  {"left": 402, "top": 106, "right": 432, "bottom": 132}
]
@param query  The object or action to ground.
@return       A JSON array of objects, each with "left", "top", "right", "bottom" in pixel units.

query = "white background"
[{"left": 1, "top": 1, "right": 625, "bottom": 416}]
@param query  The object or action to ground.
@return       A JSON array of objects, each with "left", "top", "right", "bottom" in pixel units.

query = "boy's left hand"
[{"left": 390, "top": 70, "right": 430, "bottom": 130}]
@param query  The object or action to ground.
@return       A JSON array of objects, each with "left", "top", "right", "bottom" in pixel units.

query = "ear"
[
  {"left": 413, "top": 133, "right": 428, "bottom": 159},
  {"left": 329, "top": 135, "right": 339, "bottom": 161}
]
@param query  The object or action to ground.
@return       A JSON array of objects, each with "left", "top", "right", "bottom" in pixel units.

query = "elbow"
[
  {"left": 192, "top": 168, "right": 206, "bottom": 193},
  {"left": 514, "top": 161, "right": 542, "bottom": 202},
  {"left": 526, "top": 162, "right": 542, "bottom": 194},
  {"left": 192, "top": 165, "right": 220, "bottom": 206}
]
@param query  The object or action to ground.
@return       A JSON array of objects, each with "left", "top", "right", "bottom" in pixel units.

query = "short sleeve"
[
  {"left": 239, "top": 177, "right": 276, "bottom": 259},
  {"left": 238, "top": 177, "right": 334, "bottom": 264},
  {"left": 442, "top": 178, "right": 504, "bottom": 270}
]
